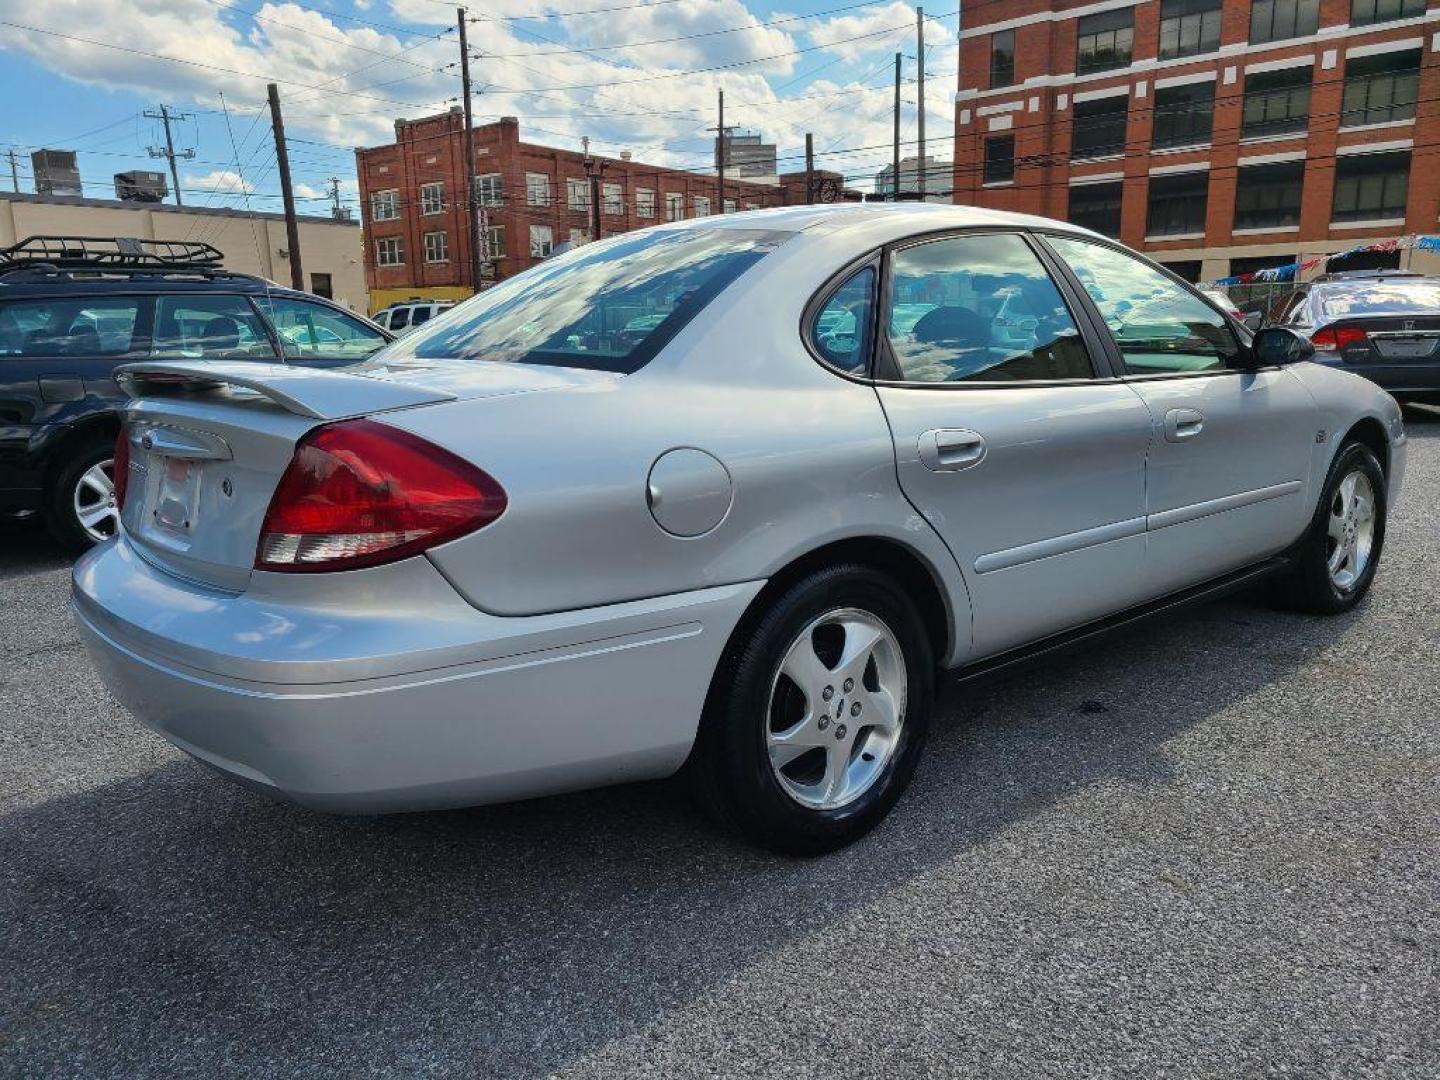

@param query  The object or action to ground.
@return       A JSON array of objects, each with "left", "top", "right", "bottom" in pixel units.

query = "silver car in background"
[{"left": 73, "top": 205, "right": 1405, "bottom": 854}]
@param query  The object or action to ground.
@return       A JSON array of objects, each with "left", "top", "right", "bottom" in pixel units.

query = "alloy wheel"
[
  {"left": 765, "top": 607, "right": 907, "bottom": 810},
  {"left": 1326, "top": 469, "right": 1376, "bottom": 592},
  {"left": 73, "top": 457, "right": 120, "bottom": 543}
]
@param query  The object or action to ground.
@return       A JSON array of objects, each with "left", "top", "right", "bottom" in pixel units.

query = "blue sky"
[{"left": 0, "top": 0, "right": 958, "bottom": 214}]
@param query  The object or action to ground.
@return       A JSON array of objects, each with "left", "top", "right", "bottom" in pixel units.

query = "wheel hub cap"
[
  {"left": 1326, "top": 469, "right": 1376, "bottom": 592},
  {"left": 765, "top": 607, "right": 907, "bottom": 811},
  {"left": 73, "top": 457, "right": 120, "bottom": 543}
]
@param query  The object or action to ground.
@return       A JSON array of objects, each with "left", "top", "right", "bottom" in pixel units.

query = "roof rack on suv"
[{"left": 0, "top": 235, "right": 270, "bottom": 285}]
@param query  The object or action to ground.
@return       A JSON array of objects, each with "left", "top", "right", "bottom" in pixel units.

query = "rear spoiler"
[{"left": 115, "top": 361, "right": 455, "bottom": 421}]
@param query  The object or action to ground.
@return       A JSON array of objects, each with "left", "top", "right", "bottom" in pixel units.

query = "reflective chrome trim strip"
[
  {"left": 1147, "top": 480, "right": 1304, "bottom": 531},
  {"left": 974, "top": 517, "right": 1145, "bottom": 575}
]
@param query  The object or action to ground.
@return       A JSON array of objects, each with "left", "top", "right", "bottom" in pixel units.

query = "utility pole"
[
  {"left": 804, "top": 133, "right": 814, "bottom": 205},
  {"left": 326, "top": 176, "right": 344, "bottom": 220},
  {"left": 458, "top": 7, "right": 483, "bottom": 290},
  {"left": 716, "top": 88, "right": 726, "bottom": 213},
  {"left": 6, "top": 150, "right": 18, "bottom": 193},
  {"left": 893, "top": 53, "right": 902, "bottom": 202},
  {"left": 916, "top": 7, "right": 926, "bottom": 199},
  {"left": 266, "top": 83, "right": 304, "bottom": 291},
  {"left": 145, "top": 105, "right": 196, "bottom": 206},
  {"left": 582, "top": 137, "right": 606, "bottom": 241}
]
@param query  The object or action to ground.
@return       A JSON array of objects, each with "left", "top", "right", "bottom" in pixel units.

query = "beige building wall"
[{"left": 0, "top": 194, "right": 367, "bottom": 312}]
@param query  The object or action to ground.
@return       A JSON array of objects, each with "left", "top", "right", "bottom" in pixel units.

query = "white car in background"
[{"left": 373, "top": 300, "right": 455, "bottom": 337}]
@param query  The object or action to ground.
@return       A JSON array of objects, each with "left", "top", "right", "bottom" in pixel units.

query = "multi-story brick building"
[
  {"left": 952, "top": 0, "right": 1440, "bottom": 285},
  {"left": 355, "top": 111, "right": 829, "bottom": 312}
]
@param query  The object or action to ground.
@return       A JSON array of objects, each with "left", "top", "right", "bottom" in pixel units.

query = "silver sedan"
[{"left": 73, "top": 205, "right": 1405, "bottom": 854}]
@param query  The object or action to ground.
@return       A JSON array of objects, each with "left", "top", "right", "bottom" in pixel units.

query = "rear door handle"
[
  {"left": 1164, "top": 408, "right": 1205, "bottom": 443},
  {"left": 918, "top": 428, "right": 987, "bottom": 471}
]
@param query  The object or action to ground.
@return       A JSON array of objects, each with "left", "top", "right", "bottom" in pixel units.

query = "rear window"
[
  {"left": 387, "top": 227, "right": 788, "bottom": 374},
  {"left": 1319, "top": 282, "right": 1440, "bottom": 320}
]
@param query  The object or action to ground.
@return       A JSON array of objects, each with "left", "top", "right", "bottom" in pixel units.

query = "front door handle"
[
  {"left": 918, "top": 428, "right": 987, "bottom": 471},
  {"left": 1164, "top": 408, "right": 1205, "bottom": 443}
]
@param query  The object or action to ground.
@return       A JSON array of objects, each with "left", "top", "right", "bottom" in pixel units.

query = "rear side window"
[
  {"left": 391, "top": 227, "right": 788, "bottom": 374},
  {"left": 152, "top": 295, "right": 274, "bottom": 360},
  {"left": 411, "top": 305, "right": 434, "bottom": 326},
  {"left": 389, "top": 308, "right": 410, "bottom": 330},
  {"left": 884, "top": 233, "right": 1093, "bottom": 383},
  {"left": 1318, "top": 282, "right": 1440, "bottom": 320},
  {"left": 811, "top": 266, "right": 876, "bottom": 374},
  {"left": 0, "top": 297, "right": 143, "bottom": 357}
]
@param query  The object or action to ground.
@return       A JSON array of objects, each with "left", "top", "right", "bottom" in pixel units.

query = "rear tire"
[
  {"left": 1272, "top": 441, "right": 1386, "bottom": 615},
  {"left": 44, "top": 437, "right": 120, "bottom": 552},
  {"left": 690, "top": 564, "right": 934, "bottom": 856}
]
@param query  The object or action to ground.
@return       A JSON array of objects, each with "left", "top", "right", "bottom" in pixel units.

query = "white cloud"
[
  {"left": 185, "top": 168, "right": 254, "bottom": 193},
  {"left": 807, "top": 1, "right": 943, "bottom": 62}
]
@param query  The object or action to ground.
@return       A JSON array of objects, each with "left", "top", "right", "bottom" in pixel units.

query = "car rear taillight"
[
  {"left": 1311, "top": 326, "right": 1368, "bottom": 351},
  {"left": 113, "top": 426, "right": 130, "bottom": 511},
  {"left": 256, "top": 419, "right": 506, "bottom": 573}
]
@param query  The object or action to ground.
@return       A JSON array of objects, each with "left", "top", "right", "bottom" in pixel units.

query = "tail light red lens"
[
  {"left": 113, "top": 426, "right": 130, "bottom": 511},
  {"left": 256, "top": 419, "right": 507, "bottom": 573},
  {"left": 1311, "top": 327, "right": 1368, "bottom": 351}
]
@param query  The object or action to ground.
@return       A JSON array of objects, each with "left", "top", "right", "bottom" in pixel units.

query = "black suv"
[{"left": 0, "top": 236, "right": 392, "bottom": 549}]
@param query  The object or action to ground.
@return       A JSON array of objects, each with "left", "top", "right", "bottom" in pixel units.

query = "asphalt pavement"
[{"left": 1, "top": 412, "right": 1437, "bottom": 1079}]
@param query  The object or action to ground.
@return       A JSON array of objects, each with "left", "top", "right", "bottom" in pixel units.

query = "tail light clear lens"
[
  {"left": 256, "top": 419, "right": 506, "bottom": 573},
  {"left": 113, "top": 426, "right": 130, "bottom": 511}
]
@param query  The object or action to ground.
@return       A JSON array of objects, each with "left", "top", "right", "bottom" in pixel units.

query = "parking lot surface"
[{"left": 2, "top": 414, "right": 1438, "bottom": 1079}]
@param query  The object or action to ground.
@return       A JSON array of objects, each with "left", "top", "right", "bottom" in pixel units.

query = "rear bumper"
[
  {"left": 1326, "top": 360, "right": 1440, "bottom": 394},
  {"left": 73, "top": 536, "right": 762, "bottom": 812}
]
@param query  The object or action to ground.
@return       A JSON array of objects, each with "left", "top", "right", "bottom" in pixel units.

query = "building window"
[
  {"left": 529, "top": 223, "right": 554, "bottom": 257},
  {"left": 1067, "top": 182, "right": 1123, "bottom": 237},
  {"left": 1147, "top": 171, "right": 1209, "bottom": 236},
  {"left": 1350, "top": 0, "right": 1424, "bottom": 26},
  {"left": 1234, "top": 161, "right": 1304, "bottom": 229},
  {"left": 603, "top": 182, "right": 624, "bottom": 215},
  {"left": 1158, "top": 0, "right": 1222, "bottom": 60},
  {"left": 1072, "top": 96, "right": 1128, "bottom": 159},
  {"left": 475, "top": 173, "right": 502, "bottom": 207},
  {"left": 665, "top": 192, "right": 684, "bottom": 221},
  {"left": 1331, "top": 150, "right": 1409, "bottom": 221},
  {"left": 744, "top": 202, "right": 758, "bottom": 211},
  {"left": 569, "top": 227, "right": 591, "bottom": 247},
  {"left": 1250, "top": 0, "right": 1319, "bottom": 43},
  {"left": 1152, "top": 81, "right": 1214, "bottom": 148},
  {"left": 375, "top": 236, "right": 404, "bottom": 266},
  {"left": 310, "top": 272, "right": 333, "bottom": 299},
  {"left": 484, "top": 224, "right": 505, "bottom": 260},
  {"left": 371, "top": 189, "right": 399, "bottom": 222},
  {"left": 567, "top": 177, "right": 590, "bottom": 211},
  {"left": 693, "top": 195, "right": 710, "bottom": 216},
  {"left": 1158, "top": 260, "right": 1204, "bottom": 283},
  {"left": 423, "top": 230, "right": 449, "bottom": 263},
  {"left": 1076, "top": 9, "right": 1133, "bottom": 74},
  {"left": 984, "top": 135, "right": 1015, "bottom": 183},
  {"left": 1341, "top": 50, "right": 1421, "bottom": 128},
  {"left": 1242, "top": 66, "right": 1312, "bottom": 137},
  {"left": 636, "top": 188, "right": 656, "bottom": 218},
  {"left": 419, "top": 182, "right": 444, "bottom": 216},
  {"left": 526, "top": 172, "right": 551, "bottom": 207},
  {"left": 723, "top": 198, "right": 737, "bottom": 214},
  {"left": 990, "top": 29, "right": 1015, "bottom": 88}
]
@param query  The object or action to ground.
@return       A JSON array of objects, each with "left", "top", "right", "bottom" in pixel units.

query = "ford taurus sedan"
[{"left": 73, "top": 205, "right": 1406, "bottom": 854}]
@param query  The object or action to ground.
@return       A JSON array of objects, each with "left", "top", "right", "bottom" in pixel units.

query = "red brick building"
[
  {"left": 952, "top": 0, "right": 1440, "bottom": 285},
  {"left": 355, "top": 111, "right": 833, "bottom": 312}
]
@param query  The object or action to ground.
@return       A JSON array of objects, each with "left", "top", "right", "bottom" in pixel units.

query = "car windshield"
[
  {"left": 1319, "top": 281, "right": 1440, "bottom": 320},
  {"left": 384, "top": 227, "right": 788, "bottom": 373}
]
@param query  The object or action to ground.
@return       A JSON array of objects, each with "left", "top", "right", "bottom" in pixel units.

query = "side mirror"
[
  {"left": 1241, "top": 311, "right": 1264, "bottom": 331},
  {"left": 1252, "top": 326, "right": 1314, "bottom": 367}
]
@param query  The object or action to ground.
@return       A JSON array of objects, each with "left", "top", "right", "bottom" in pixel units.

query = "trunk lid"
[
  {"left": 1318, "top": 315, "right": 1440, "bottom": 363},
  {"left": 114, "top": 359, "right": 608, "bottom": 591}
]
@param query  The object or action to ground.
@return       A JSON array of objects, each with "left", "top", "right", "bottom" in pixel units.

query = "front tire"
[
  {"left": 1273, "top": 441, "right": 1386, "bottom": 615},
  {"left": 691, "top": 564, "right": 934, "bottom": 855},
  {"left": 44, "top": 437, "right": 121, "bottom": 552}
]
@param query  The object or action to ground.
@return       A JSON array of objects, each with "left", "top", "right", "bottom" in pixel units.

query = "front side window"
[
  {"left": 1351, "top": 0, "right": 1424, "bottom": 25},
  {"left": 1147, "top": 171, "right": 1209, "bottom": 237},
  {"left": 984, "top": 135, "right": 1015, "bottom": 184},
  {"left": 1242, "top": 65, "right": 1312, "bottom": 137},
  {"left": 420, "top": 182, "right": 445, "bottom": 216},
  {"left": 526, "top": 172, "right": 551, "bottom": 207},
  {"left": 1341, "top": 50, "right": 1420, "bottom": 128},
  {"left": 1152, "top": 81, "right": 1215, "bottom": 148},
  {"left": 1076, "top": 9, "right": 1133, "bottom": 74},
  {"left": 1048, "top": 236, "right": 1241, "bottom": 374},
  {"left": 810, "top": 265, "right": 876, "bottom": 374},
  {"left": 371, "top": 189, "right": 398, "bottom": 222},
  {"left": 884, "top": 233, "right": 1092, "bottom": 383},
  {"left": 1250, "top": 0, "right": 1319, "bottom": 42},
  {"left": 1067, "top": 182, "right": 1124, "bottom": 238},
  {"left": 1159, "top": 0, "right": 1222, "bottom": 59},
  {"left": 423, "top": 230, "right": 449, "bottom": 263},
  {"left": 151, "top": 295, "right": 274, "bottom": 360},
  {"left": 1332, "top": 151, "right": 1410, "bottom": 221},
  {"left": 0, "top": 297, "right": 143, "bottom": 357},
  {"left": 376, "top": 236, "right": 404, "bottom": 266},
  {"left": 255, "top": 296, "right": 389, "bottom": 362},
  {"left": 1072, "top": 96, "right": 1128, "bottom": 158},
  {"left": 387, "top": 228, "right": 787, "bottom": 375},
  {"left": 529, "top": 224, "right": 554, "bottom": 258},
  {"left": 1234, "top": 162, "right": 1304, "bottom": 229},
  {"left": 990, "top": 29, "right": 1015, "bottom": 88}
]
